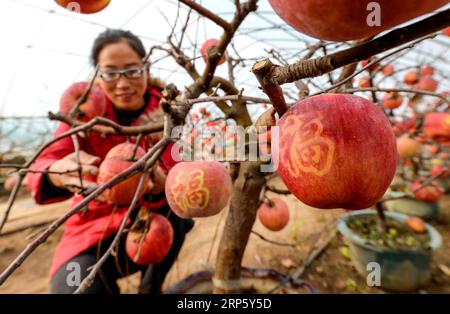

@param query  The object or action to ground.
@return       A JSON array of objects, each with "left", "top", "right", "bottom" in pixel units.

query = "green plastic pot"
[
  {"left": 384, "top": 196, "right": 438, "bottom": 222},
  {"left": 337, "top": 209, "right": 442, "bottom": 292}
]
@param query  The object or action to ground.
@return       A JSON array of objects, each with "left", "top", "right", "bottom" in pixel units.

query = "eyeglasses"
[{"left": 98, "top": 63, "right": 149, "bottom": 83}]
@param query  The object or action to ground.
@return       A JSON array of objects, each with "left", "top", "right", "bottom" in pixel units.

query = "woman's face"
[{"left": 96, "top": 40, "right": 148, "bottom": 111}]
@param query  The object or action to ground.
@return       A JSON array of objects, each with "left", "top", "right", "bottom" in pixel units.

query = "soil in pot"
[{"left": 347, "top": 216, "right": 431, "bottom": 251}]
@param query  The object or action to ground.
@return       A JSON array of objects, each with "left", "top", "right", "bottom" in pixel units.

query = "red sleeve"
[
  {"left": 158, "top": 142, "right": 180, "bottom": 175},
  {"left": 26, "top": 122, "right": 78, "bottom": 204}
]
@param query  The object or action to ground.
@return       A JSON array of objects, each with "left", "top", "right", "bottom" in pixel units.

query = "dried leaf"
[
  {"left": 255, "top": 107, "right": 276, "bottom": 132},
  {"left": 345, "top": 278, "right": 357, "bottom": 292},
  {"left": 338, "top": 246, "right": 351, "bottom": 260},
  {"left": 281, "top": 258, "right": 296, "bottom": 269}
]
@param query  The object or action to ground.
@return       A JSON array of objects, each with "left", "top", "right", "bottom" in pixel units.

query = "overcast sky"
[{"left": 0, "top": 0, "right": 283, "bottom": 117}]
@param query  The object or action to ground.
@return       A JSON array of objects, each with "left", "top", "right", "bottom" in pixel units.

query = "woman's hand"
[{"left": 48, "top": 151, "right": 101, "bottom": 193}]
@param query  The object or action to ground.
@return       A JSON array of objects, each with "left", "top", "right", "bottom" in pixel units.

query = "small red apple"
[
  {"left": 381, "top": 92, "right": 403, "bottom": 109},
  {"left": 438, "top": 152, "right": 449, "bottom": 160},
  {"left": 258, "top": 198, "right": 290, "bottom": 231},
  {"left": 276, "top": 94, "right": 397, "bottom": 210},
  {"left": 423, "top": 112, "right": 450, "bottom": 143},
  {"left": 415, "top": 134, "right": 427, "bottom": 144},
  {"left": 59, "top": 82, "right": 106, "bottom": 121},
  {"left": 404, "top": 71, "right": 420, "bottom": 85},
  {"left": 54, "top": 0, "right": 110, "bottom": 14},
  {"left": 424, "top": 144, "right": 439, "bottom": 155},
  {"left": 165, "top": 161, "right": 232, "bottom": 218},
  {"left": 433, "top": 90, "right": 450, "bottom": 106},
  {"left": 397, "top": 135, "right": 422, "bottom": 159},
  {"left": 358, "top": 77, "right": 371, "bottom": 88},
  {"left": 414, "top": 76, "right": 438, "bottom": 92},
  {"left": 431, "top": 164, "right": 449, "bottom": 178},
  {"left": 405, "top": 216, "right": 426, "bottom": 234},
  {"left": 382, "top": 64, "right": 394, "bottom": 76},
  {"left": 360, "top": 57, "right": 379, "bottom": 72},
  {"left": 411, "top": 180, "right": 444, "bottom": 203},
  {"left": 4, "top": 175, "right": 20, "bottom": 192},
  {"left": 97, "top": 143, "right": 148, "bottom": 205},
  {"left": 420, "top": 66, "right": 435, "bottom": 76},
  {"left": 104, "top": 142, "right": 145, "bottom": 160},
  {"left": 126, "top": 213, "right": 174, "bottom": 265},
  {"left": 200, "top": 39, "right": 226, "bottom": 65}
]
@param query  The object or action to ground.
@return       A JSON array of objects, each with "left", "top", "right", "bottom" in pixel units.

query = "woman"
[{"left": 27, "top": 29, "right": 194, "bottom": 294}]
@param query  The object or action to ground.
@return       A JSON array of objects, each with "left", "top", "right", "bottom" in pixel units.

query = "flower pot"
[
  {"left": 337, "top": 209, "right": 442, "bottom": 292},
  {"left": 384, "top": 196, "right": 438, "bottom": 221}
]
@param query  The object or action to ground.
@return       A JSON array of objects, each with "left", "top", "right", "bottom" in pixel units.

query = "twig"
[{"left": 178, "top": 0, "right": 231, "bottom": 32}]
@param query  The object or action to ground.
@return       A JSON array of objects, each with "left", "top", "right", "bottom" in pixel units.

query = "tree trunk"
[{"left": 213, "top": 162, "right": 266, "bottom": 293}]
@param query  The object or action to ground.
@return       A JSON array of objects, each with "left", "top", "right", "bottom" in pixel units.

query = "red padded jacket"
[{"left": 26, "top": 85, "right": 178, "bottom": 277}]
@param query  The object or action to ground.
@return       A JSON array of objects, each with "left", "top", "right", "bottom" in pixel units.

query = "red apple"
[
  {"left": 433, "top": 90, "right": 450, "bottom": 106},
  {"left": 411, "top": 180, "right": 444, "bottom": 203},
  {"left": 165, "top": 161, "right": 232, "bottom": 218},
  {"left": 126, "top": 213, "right": 174, "bottom": 265},
  {"left": 276, "top": 94, "right": 397, "bottom": 210},
  {"left": 415, "top": 76, "right": 438, "bottom": 92},
  {"left": 104, "top": 142, "right": 145, "bottom": 160},
  {"left": 97, "top": 143, "right": 148, "bottom": 205},
  {"left": 358, "top": 77, "right": 371, "bottom": 88},
  {"left": 54, "top": 0, "right": 110, "bottom": 14},
  {"left": 4, "top": 175, "right": 20, "bottom": 192},
  {"left": 415, "top": 134, "right": 427, "bottom": 144},
  {"left": 405, "top": 216, "right": 426, "bottom": 234},
  {"left": 442, "top": 26, "right": 450, "bottom": 37},
  {"left": 268, "top": 0, "right": 448, "bottom": 41},
  {"left": 200, "top": 39, "right": 226, "bottom": 65},
  {"left": 397, "top": 135, "right": 422, "bottom": 159},
  {"left": 424, "top": 144, "right": 439, "bottom": 155},
  {"left": 258, "top": 198, "right": 290, "bottom": 231},
  {"left": 420, "top": 66, "right": 435, "bottom": 76},
  {"left": 438, "top": 152, "right": 449, "bottom": 160},
  {"left": 381, "top": 92, "right": 403, "bottom": 109},
  {"left": 404, "top": 71, "right": 420, "bottom": 85},
  {"left": 423, "top": 112, "right": 450, "bottom": 143},
  {"left": 431, "top": 164, "right": 449, "bottom": 178},
  {"left": 59, "top": 82, "right": 106, "bottom": 121},
  {"left": 199, "top": 107, "right": 207, "bottom": 115},
  {"left": 360, "top": 57, "right": 379, "bottom": 72},
  {"left": 382, "top": 64, "right": 394, "bottom": 76}
]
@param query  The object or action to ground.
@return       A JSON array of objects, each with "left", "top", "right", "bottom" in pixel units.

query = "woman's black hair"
[{"left": 90, "top": 29, "right": 146, "bottom": 66}]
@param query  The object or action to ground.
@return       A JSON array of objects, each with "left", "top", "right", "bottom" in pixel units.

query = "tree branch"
[{"left": 256, "top": 9, "right": 450, "bottom": 85}]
